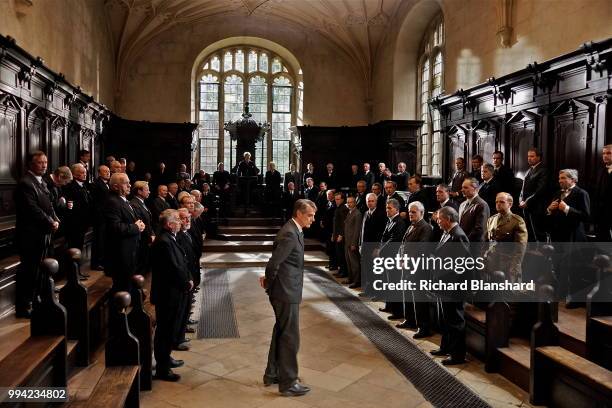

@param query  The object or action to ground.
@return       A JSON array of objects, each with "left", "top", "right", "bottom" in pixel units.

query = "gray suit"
[
  {"left": 264, "top": 220, "right": 305, "bottom": 391},
  {"left": 458, "top": 195, "right": 490, "bottom": 243},
  {"left": 343, "top": 208, "right": 363, "bottom": 285}
]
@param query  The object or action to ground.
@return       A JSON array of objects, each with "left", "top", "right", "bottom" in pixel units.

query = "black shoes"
[
  {"left": 154, "top": 369, "right": 181, "bottom": 382},
  {"left": 280, "top": 382, "right": 311, "bottom": 397},
  {"left": 170, "top": 358, "right": 184, "bottom": 368},
  {"left": 395, "top": 320, "right": 416, "bottom": 329},
  {"left": 430, "top": 349, "right": 449, "bottom": 356},
  {"left": 413, "top": 329, "right": 432, "bottom": 339},
  {"left": 387, "top": 315, "right": 403, "bottom": 321},
  {"left": 441, "top": 357, "right": 466, "bottom": 366},
  {"left": 263, "top": 376, "right": 279, "bottom": 386}
]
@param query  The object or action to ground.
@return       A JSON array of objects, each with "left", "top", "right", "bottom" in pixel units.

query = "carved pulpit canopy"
[{"left": 223, "top": 102, "right": 270, "bottom": 143}]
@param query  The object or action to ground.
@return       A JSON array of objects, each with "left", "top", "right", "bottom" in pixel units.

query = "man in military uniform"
[{"left": 485, "top": 192, "right": 528, "bottom": 283}]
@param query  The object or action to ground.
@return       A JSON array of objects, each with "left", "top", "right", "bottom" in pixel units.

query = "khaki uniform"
[{"left": 485, "top": 212, "right": 528, "bottom": 282}]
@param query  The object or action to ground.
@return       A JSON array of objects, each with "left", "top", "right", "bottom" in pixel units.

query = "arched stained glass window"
[
  {"left": 418, "top": 15, "right": 444, "bottom": 176},
  {"left": 197, "top": 47, "right": 302, "bottom": 173}
]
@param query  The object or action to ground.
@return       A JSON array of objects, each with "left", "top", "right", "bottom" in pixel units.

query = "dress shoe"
[
  {"left": 154, "top": 370, "right": 181, "bottom": 382},
  {"left": 387, "top": 315, "right": 403, "bottom": 321},
  {"left": 395, "top": 320, "right": 416, "bottom": 329},
  {"left": 188, "top": 319, "right": 199, "bottom": 325},
  {"left": 413, "top": 329, "right": 433, "bottom": 339},
  {"left": 263, "top": 375, "right": 279, "bottom": 386},
  {"left": 185, "top": 327, "right": 196, "bottom": 334},
  {"left": 430, "top": 349, "right": 449, "bottom": 356},
  {"left": 348, "top": 283, "right": 361, "bottom": 289},
  {"left": 170, "top": 358, "right": 184, "bottom": 368},
  {"left": 173, "top": 343, "right": 190, "bottom": 351},
  {"left": 280, "top": 382, "right": 311, "bottom": 397},
  {"left": 441, "top": 357, "right": 466, "bottom": 366},
  {"left": 379, "top": 307, "right": 392, "bottom": 313}
]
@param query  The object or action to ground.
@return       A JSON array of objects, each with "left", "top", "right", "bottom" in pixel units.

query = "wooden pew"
[
  {"left": 0, "top": 258, "right": 67, "bottom": 399},
  {"left": 127, "top": 275, "right": 153, "bottom": 391},
  {"left": 59, "top": 248, "right": 113, "bottom": 366},
  {"left": 586, "top": 254, "right": 612, "bottom": 370},
  {"left": 73, "top": 292, "right": 140, "bottom": 408},
  {"left": 531, "top": 284, "right": 612, "bottom": 407}
]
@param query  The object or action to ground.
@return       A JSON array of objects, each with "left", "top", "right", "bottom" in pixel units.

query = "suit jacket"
[
  {"left": 360, "top": 208, "right": 386, "bottom": 246},
  {"left": 350, "top": 173, "right": 362, "bottom": 189},
  {"left": 303, "top": 186, "right": 318, "bottom": 202},
  {"left": 432, "top": 199, "right": 459, "bottom": 241},
  {"left": 130, "top": 196, "right": 153, "bottom": 244},
  {"left": 43, "top": 174, "right": 67, "bottom": 219},
  {"left": 284, "top": 171, "right": 300, "bottom": 191},
  {"left": 459, "top": 195, "right": 490, "bottom": 242},
  {"left": 434, "top": 224, "right": 471, "bottom": 289},
  {"left": 547, "top": 185, "right": 590, "bottom": 242},
  {"left": 302, "top": 171, "right": 315, "bottom": 188},
  {"left": 236, "top": 160, "right": 258, "bottom": 177},
  {"left": 150, "top": 230, "right": 191, "bottom": 305},
  {"left": 379, "top": 215, "right": 407, "bottom": 257},
  {"left": 385, "top": 192, "right": 406, "bottom": 213},
  {"left": 344, "top": 208, "right": 363, "bottom": 247},
  {"left": 408, "top": 189, "right": 432, "bottom": 216},
  {"left": 14, "top": 172, "right": 59, "bottom": 244},
  {"left": 103, "top": 193, "right": 141, "bottom": 284},
  {"left": 354, "top": 192, "right": 367, "bottom": 213},
  {"left": 486, "top": 212, "right": 528, "bottom": 282},
  {"left": 321, "top": 201, "right": 336, "bottom": 234},
  {"left": 176, "top": 230, "right": 200, "bottom": 281},
  {"left": 478, "top": 178, "right": 501, "bottom": 214},
  {"left": 152, "top": 196, "right": 170, "bottom": 227},
  {"left": 322, "top": 171, "right": 337, "bottom": 189},
  {"left": 402, "top": 218, "right": 433, "bottom": 244},
  {"left": 393, "top": 171, "right": 410, "bottom": 191},
  {"left": 362, "top": 171, "right": 375, "bottom": 190},
  {"left": 282, "top": 190, "right": 300, "bottom": 214},
  {"left": 265, "top": 220, "right": 305, "bottom": 303},
  {"left": 212, "top": 170, "right": 231, "bottom": 189},
  {"left": 594, "top": 168, "right": 612, "bottom": 240},
  {"left": 333, "top": 204, "right": 349, "bottom": 239},
  {"left": 165, "top": 193, "right": 179, "bottom": 210},
  {"left": 375, "top": 171, "right": 389, "bottom": 185},
  {"left": 63, "top": 180, "right": 92, "bottom": 231},
  {"left": 89, "top": 177, "right": 110, "bottom": 217},
  {"left": 449, "top": 170, "right": 469, "bottom": 196},
  {"left": 494, "top": 165, "right": 515, "bottom": 196},
  {"left": 520, "top": 163, "right": 549, "bottom": 212},
  {"left": 470, "top": 169, "right": 483, "bottom": 183},
  {"left": 265, "top": 170, "right": 282, "bottom": 191}
]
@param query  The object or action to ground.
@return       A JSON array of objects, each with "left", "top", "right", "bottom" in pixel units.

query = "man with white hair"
[
  {"left": 104, "top": 173, "right": 145, "bottom": 292},
  {"left": 64, "top": 163, "right": 93, "bottom": 257}
]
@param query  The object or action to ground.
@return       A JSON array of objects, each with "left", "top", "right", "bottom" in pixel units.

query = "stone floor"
[{"left": 141, "top": 267, "right": 539, "bottom": 408}]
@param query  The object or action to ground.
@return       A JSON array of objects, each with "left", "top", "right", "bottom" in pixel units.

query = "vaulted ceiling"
[{"left": 104, "top": 0, "right": 411, "bottom": 97}]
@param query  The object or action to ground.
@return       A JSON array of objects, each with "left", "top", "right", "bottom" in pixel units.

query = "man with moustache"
[{"left": 260, "top": 200, "right": 316, "bottom": 396}]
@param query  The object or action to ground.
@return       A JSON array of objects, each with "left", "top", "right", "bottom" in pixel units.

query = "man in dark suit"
[
  {"left": 321, "top": 163, "right": 337, "bottom": 189},
  {"left": 470, "top": 155, "right": 483, "bottom": 183},
  {"left": 392, "top": 162, "right": 410, "bottom": 191},
  {"left": 63, "top": 163, "right": 92, "bottom": 252},
  {"left": 478, "top": 163, "right": 501, "bottom": 214},
  {"left": 302, "top": 163, "right": 315, "bottom": 189},
  {"left": 235, "top": 151, "right": 259, "bottom": 176},
  {"left": 384, "top": 180, "right": 407, "bottom": 218},
  {"left": 377, "top": 198, "right": 408, "bottom": 319},
  {"left": 343, "top": 196, "right": 363, "bottom": 288},
  {"left": 431, "top": 206, "right": 470, "bottom": 365},
  {"left": 130, "top": 181, "right": 154, "bottom": 276},
  {"left": 371, "top": 182, "right": 386, "bottom": 212},
  {"left": 321, "top": 190, "right": 337, "bottom": 269},
  {"left": 78, "top": 149, "right": 92, "bottom": 183},
  {"left": 354, "top": 180, "right": 368, "bottom": 213},
  {"left": 459, "top": 178, "right": 490, "bottom": 244},
  {"left": 284, "top": 164, "right": 300, "bottom": 192},
  {"left": 44, "top": 166, "right": 72, "bottom": 222},
  {"left": 212, "top": 162, "right": 231, "bottom": 192},
  {"left": 282, "top": 182, "right": 300, "bottom": 220},
  {"left": 175, "top": 208, "right": 198, "bottom": 350},
  {"left": 431, "top": 184, "right": 459, "bottom": 241},
  {"left": 350, "top": 164, "right": 362, "bottom": 190},
  {"left": 151, "top": 209, "right": 193, "bottom": 382},
  {"left": 357, "top": 193, "right": 387, "bottom": 297},
  {"left": 546, "top": 169, "right": 591, "bottom": 307},
  {"left": 396, "top": 201, "right": 433, "bottom": 337},
  {"left": 265, "top": 162, "right": 282, "bottom": 216},
  {"left": 361, "top": 162, "right": 375, "bottom": 191},
  {"left": 332, "top": 192, "right": 349, "bottom": 278},
  {"left": 152, "top": 184, "right": 170, "bottom": 233},
  {"left": 375, "top": 162, "right": 389, "bottom": 185},
  {"left": 166, "top": 183, "right": 180, "bottom": 210},
  {"left": 449, "top": 157, "right": 469, "bottom": 203},
  {"left": 303, "top": 178, "right": 318, "bottom": 202},
  {"left": 89, "top": 165, "right": 111, "bottom": 270},
  {"left": 261, "top": 199, "right": 316, "bottom": 397},
  {"left": 594, "top": 144, "right": 612, "bottom": 241},
  {"left": 103, "top": 173, "right": 145, "bottom": 293},
  {"left": 519, "top": 148, "right": 550, "bottom": 242},
  {"left": 492, "top": 151, "right": 515, "bottom": 197},
  {"left": 14, "top": 151, "right": 60, "bottom": 318},
  {"left": 407, "top": 175, "right": 431, "bottom": 216}
]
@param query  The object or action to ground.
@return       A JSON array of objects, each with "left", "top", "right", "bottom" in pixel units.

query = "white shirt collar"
[
  {"left": 291, "top": 218, "right": 302, "bottom": 233},
  {"left": 76, "top": 180, "right": 84, "bottom": 187},
  {"left": 441, "top": 198, "right": 450, "bottom": 207},
  {"left": 28, "top": 170, "right": 43, "bottom": 184}
]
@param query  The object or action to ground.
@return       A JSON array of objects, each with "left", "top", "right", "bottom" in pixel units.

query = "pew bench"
[
  {"left": 588, "top": 315, "right": 612, "bottom": 370},
  {"left": 533, "top": 345, "right": 612, "bottom": 408},
  {"left": 70, "top": 365, "right": 140, "bottom": 408}
]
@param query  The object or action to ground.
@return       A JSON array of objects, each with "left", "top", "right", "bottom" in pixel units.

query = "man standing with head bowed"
[{"left": 260, "top": 199, "right": 316, "bottom": 397}]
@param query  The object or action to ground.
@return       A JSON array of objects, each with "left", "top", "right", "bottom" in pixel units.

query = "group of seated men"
[
  {"left": 14, "top": 150, "right": 221, "bottom": 382},
  {"left": 275, "top": 145, "right": 612, "bottom": 366}
]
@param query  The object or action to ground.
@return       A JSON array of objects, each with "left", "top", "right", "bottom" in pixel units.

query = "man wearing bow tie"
[
  {"left": 14, "top": 151, "right": 60, "bottom": 318},
  {"left": 594, "top": 144, "right": 612, "bottom": 241},
  {"left": 104, "top": 173, "right": 146, "bottom": 293},
  {"left": 519, "top": 148, "right": 550, "bottom": 242}
]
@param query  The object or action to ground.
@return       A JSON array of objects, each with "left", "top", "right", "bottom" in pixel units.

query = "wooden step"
[
  {"left": 557, "top": 302, "right": 587, "bottom": 358},
  {"left": 497, "top": 337, "right": 531, "bottom": 391},
  {"left": 0, "top": 335, "right": 65, "bottom": 387},
  {"left": 218, "top": 226, "right": 281, "bottom": 234},
  {"left": 202, "top": 251, "right": 329, "bottom": 268},
  {"left": 203, "top": 239, "right": 325, "bottom": 252},
  {"left": 217, "top": 233, "right": 278, "bottom": 241},
  {"left": 223, "top": 217, "right": 284, "bottom": 226}
]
